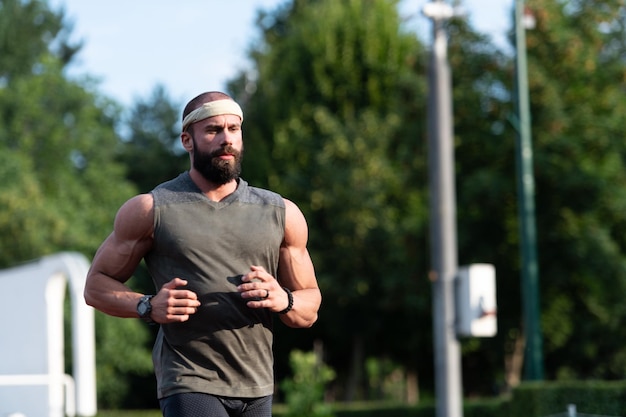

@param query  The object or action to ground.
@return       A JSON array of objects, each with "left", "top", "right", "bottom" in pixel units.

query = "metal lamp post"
[
  {"left": 423, "top": 1, "right": 463, "bottom": 416},
  {"left": 513, "top": 0, "right": 544, "bottom": 381}
]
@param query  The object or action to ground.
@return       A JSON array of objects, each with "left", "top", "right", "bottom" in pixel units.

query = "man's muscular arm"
[
  {"left": 84, "top": 194, "right": 200, "bottom": 322},
  {"left": 276, "top": 199, "right": 321, "bottom": 328}
]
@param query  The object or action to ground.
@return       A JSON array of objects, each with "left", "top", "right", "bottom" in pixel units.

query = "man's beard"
[{"left": 193, "top": 141, "right": 243, "bottom": 185}]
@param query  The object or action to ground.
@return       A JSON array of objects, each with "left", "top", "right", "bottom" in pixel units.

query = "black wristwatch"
[{"left": 137, "top": 295, "right": 155, "bottom": 324}]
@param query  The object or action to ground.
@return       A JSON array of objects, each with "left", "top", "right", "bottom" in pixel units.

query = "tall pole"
[
  {"left": 514, "top": 0, "right": 544, "bottom": 380},
  {"left": 423, "top": 2, "right": 463, "bottom": 416}
]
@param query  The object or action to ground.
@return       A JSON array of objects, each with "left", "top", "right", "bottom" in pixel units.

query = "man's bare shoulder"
[
  {"left": 114, "top": 194, "right": 155, "bottom": 240},
  {"left": 282, "top": 198, "right": 308, "bottom": 247}
]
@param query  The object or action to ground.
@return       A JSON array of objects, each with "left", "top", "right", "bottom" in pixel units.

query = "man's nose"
[{"left": 222, "top": 129, "right": 240, "bottom": 145}]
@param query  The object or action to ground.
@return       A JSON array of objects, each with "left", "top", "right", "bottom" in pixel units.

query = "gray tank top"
[{"left": 144, "top": 172, "right": 285, "bottom": 399}]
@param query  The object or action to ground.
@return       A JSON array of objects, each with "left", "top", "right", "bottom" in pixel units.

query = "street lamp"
[
  {"left": 423, "top": 1, "right": 463, "bottom": 417},
  {"left": 513, "top": 0, "right": 544, "bottom": 381}
]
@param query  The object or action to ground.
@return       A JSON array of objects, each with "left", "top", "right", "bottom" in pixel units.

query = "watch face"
[
  {"left": 138, "top": 301, "right": 149, "bottom": 316},
  {"left": 138, "top": 296, "right": 152, "bottom": 317}
]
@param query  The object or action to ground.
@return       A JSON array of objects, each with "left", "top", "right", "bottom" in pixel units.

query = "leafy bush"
[{"left": 280, "top": 349, "right": 336, "bottom": 417}]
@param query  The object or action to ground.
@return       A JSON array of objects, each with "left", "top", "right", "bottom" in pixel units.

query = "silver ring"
[{"left": 262, "top": 289, "right": 270, "bottom": 299}]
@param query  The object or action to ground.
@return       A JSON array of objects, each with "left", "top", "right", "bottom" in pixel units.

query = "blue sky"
[{"left": 49, "top": 0, "right": 512, "bottom": 108}]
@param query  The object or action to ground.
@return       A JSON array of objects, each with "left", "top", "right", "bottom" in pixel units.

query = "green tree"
[
  {"left": 446, "top": 11, "right": 524, "bottom": 393},
  {"left": 0, "top": 0, "right": 153, "bottom": 408},
  {"left": 229, "top": 0, "right": 432, "bottom": 399},
  {"left": 521, "top": 0, "right": 626, "bottom": 380},
  {"left": 118, "top": 84, "right": 187, "bottom": 194},
  {"left": 230, "top": 0, "right": 626, "bottom": 399},
  {"left": 0, "top": 0, "right": 135, "bottom": 263},
  {"left": 448, "top": 0, "right": 626, "bottom": 390},
  {"left": 0, "top": 0, "right": 79, "bottom": 78},
  {"left": 281, "top": 349, "right": 336, "bottom": 417}
]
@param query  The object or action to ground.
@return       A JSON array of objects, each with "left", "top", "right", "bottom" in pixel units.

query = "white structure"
[
  {"left": 456, "top": 263, "right": 497, "bottom": 337},
  {"left": 0, "top": 252, "right": 97, "bottom": 417}
]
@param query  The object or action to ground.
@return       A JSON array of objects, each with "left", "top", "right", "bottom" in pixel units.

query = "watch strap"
[{"left": 137, "top": 294, "right": 155, "bottom": 323}]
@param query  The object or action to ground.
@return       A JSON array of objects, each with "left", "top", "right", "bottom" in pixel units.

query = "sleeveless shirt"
[{"left": 144, "top": 172, "right": 285, "bottom": 399}]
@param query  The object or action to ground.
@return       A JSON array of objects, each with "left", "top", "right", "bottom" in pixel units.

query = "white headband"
[{"left": 182, "top": 99, "right": 244, "bottom": 131}]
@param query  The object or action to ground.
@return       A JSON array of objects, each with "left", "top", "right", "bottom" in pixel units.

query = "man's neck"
[{"left": 188, "top": 169, "right": 238, "bottom": 202}]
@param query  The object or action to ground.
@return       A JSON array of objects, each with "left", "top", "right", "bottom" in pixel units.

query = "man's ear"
[{"left": 181, "top": 132, "right": 193, "bottom": 152}]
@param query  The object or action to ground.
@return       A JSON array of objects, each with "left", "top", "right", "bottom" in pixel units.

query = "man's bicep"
[
  {"left": 91, "top": 194, "right": 154, "bottom": 282},
  {"left": 283, "top": 199, "right": 307, "bottom": 242},
  {"left": 91, "top": 232, "right": 150, "bottom": 282},
  {"left": 279, "top": 199, "right": 317, "bottom": 289}
]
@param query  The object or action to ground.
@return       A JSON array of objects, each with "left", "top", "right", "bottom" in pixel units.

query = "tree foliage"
[
  {"left": 0, "top": 0, "right": 135, "bottom": 265},
  {"left": 229, "top": 0, "right": 433, "bottom": 398},
  {"left": 117, "top": 84, "right": 187, "bottom": 194},
  {"left": 446, "top": 13, "right": 521, "bottom": 393},
  {"left": 0, "top": 0, "right": 152, "bottom": 408},
  {"left": 229, "top": 0, "right": 626, "bottom": 398},
  {"left": 281, "top": 349, "right": 336, "bottom": 417},
  {"left": 521, "top": 0, "right": 626, "bottom": 380}
]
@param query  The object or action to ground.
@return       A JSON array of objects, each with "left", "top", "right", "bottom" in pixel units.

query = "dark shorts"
[{"left": 159, "top": 392, "right": 273, "bottom": 417}]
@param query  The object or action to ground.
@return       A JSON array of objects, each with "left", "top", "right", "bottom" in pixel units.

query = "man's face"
[{"left": 188, "top": 114, "right": 244, "bottom": 185}]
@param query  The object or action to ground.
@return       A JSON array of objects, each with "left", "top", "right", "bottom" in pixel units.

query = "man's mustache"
[{"left": 210, "top": 146, "right": 241, "bottom": 158}]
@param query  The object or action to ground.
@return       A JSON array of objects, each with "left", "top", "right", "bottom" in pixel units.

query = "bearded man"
[{"left": 84, "top": 91, "right": 322, "bottom": 417}]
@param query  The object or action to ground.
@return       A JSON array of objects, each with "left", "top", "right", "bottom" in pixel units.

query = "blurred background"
[{"left": 1, "top": 0, "right": 625, "bottom": 413}]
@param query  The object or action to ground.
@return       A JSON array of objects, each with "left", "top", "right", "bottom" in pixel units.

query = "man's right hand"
[{"left": 150, "top": 278, "right": 201, "bottom": 323}]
